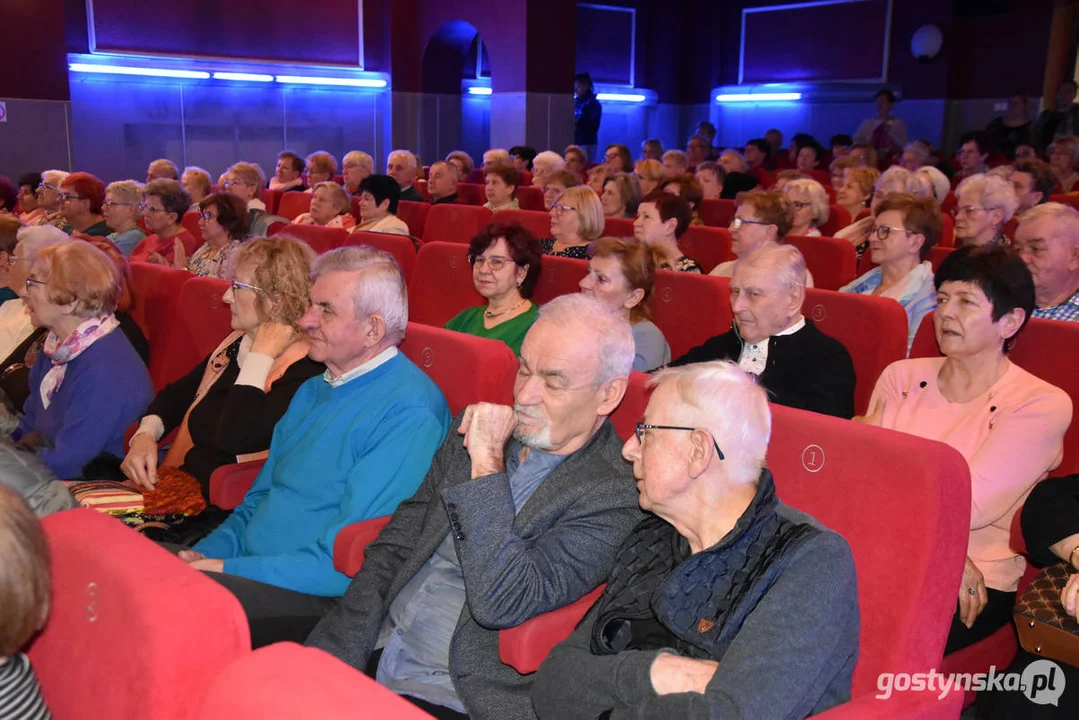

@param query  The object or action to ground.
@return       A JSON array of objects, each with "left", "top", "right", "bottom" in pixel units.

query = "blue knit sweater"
[{"left": 193, "top": 352, "right": 451, "bottom": 597}]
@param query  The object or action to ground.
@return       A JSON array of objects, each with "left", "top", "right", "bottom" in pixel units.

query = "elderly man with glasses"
[{"left": 532, "top": 360, "right": 859, "bottom": 720}]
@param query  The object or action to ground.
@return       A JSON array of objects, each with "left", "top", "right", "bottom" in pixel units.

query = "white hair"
[
  {"left": 483, "top": 149, "right": 512, "bottom": 167},
  {"left": 662, "top": 150, "right": 689, "bottom": 170},
  {"left": 343, "top": 151, "right": 374, "bottom": 173},
  {"left": 719, "top": 150, "right": 749, "bottom": 173},
  {"left": 311, "top": 246, "right": 408, "bottom": 344},
  {"left": 903, "top": 140, "right": 932, "bottom": 165},
  {"left": 387, "top": 150, "right": 418, "bottom": 170},
  {"left": 784, "top": 178, "right": 830, "bottom": 226},
  {"left": 537, "top": 294, "right": 634, "bottom": 385},
  {"left": 532, "top": 151, "right": 566, "bottom": 175},
  {"left": 876, "top": 166, "right": 932, "bottom": 199},
  {"left": 16, "top": 224, "right": 70, "bottom": 259},
  {"left": 648, "top": 361, "right": 771, "bottom": 486},
  {"left": 956, "top": 173, "right": 1020, "bottom": 223},
  {"left": 41, "top": 170, "right": 69, "bottom": 188},
  {"left": 736, "top": 242, "right": 808, "bottom": 291},
  {"left": 917, "top": 166, "right": 951, "bottom": 205},
  {"left": 1018, "top": 202, "right": 1079, "bottom": 244}
]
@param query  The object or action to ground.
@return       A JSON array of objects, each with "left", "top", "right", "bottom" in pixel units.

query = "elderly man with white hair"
[
  {"left": 532, "top": 360, "right": 859, "bottom": 719},
  {"left": 308, "top": 293, "right": 644, "bottom": 720},
  {"left": 0, "top": 225, "right": 68, "bottom": 360},
  {"left": 387, "top": 150, "right": 424, "bottom": 202},
  {"left": 954, "top": 173, "right": 1019, "bottom": 248},
  {"left": 1013, "top": 202, "right": 1079, "bottom": 321},
  {"left": 675, "top": 244, "right": 855, "bottom": 418},
  {"left": 182, "top": 246, "right": 452, "bottom": 648}
]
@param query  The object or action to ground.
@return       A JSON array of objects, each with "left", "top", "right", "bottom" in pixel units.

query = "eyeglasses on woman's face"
[
  {"left": 24, "top": 276, "right": 47, "bottom": 292},
  {"left": 868, "top": 224, "right": 910, "bottom": 241},
  {"left": 468, "top": 254, "right": 514, "bottom": 271},
  {"left": 230, "top": 279, "right": 264, "bottom": 294},
  {"left": 728, "top": 216, "right": 771, "bottom": 231}
]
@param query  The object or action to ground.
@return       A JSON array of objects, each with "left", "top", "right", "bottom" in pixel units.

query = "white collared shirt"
[
  {"left": 324, "top": 346, "right": 398, "bottom": 388},
  {"left": 737, "top": 316, "right": 806, "bottom": 376}
]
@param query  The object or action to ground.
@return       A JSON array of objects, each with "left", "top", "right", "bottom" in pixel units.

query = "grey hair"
[
  {"left": 876, "top": 166, "right": 932, "bottom": 199},
  {"left": 16, "top": 224, "right": 70, "bottom": 260},
  {"left": 313, "top": 181, "right": 351, "bottom": 215},
  {"left": 484, "top": 149, "right": 512, "bottom": 167},
  {"left": 533, "top": 151, "right": 566, "bottom": 174},
  {"left": 343, "top": 151, "right": 374, "bottom": 173},
  {"left": 106, "top": 180, "right": 144, "bottom": 215},
  {"left": 662, "top": 150, "right": 690, "bottom": 170},
  {"left": 719, "top": 150, "right": 749, "bottom": 172},
  {"left": 735, "top": 243, "right": 808, "bottom": 291},
  {"left": 916, "top": 166, "right": 950, "bottom": 205},
  {"left": 1018, "top": 201, "right": 1079, "bottom": 242},
  {"left": 311, "top": 246, "right": 408, "bottom": 344},
  {"left": 784, "top": 178, "right": 830, "bottom": 226},
  {"left": 387, "top": 150, "right": 418, "bottom": 170},
  {"left": 903, "top": 140, "right": 932, "bottom": 165},
  {"left": 648, "top": 360, "right": 771, "bottom": 486},
  {"left": 41, "top": 170, "right": 69, "bottom": 188},
  {"left": 537, "top": 294, "right": 634, "bottom": 385},
  {"left": 956, "top": 173, "right": 1020, "bottom": 223}
]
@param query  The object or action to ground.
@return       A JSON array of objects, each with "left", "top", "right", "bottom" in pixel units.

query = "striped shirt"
[{"left": 0, "top": 654, "right": 51, "bottom": 720}]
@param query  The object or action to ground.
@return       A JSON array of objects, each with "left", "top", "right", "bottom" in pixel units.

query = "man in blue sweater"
[{"left": 182, "top": 247, "right": 451, "bottom": 647}]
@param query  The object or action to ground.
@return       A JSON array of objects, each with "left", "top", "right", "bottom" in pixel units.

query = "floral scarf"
[{"left": 40, "top": 315, "right": 120, "bottom": 409}]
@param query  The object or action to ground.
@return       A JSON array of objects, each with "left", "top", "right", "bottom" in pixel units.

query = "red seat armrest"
[
  {"left": 333, "top": 516, "right": 393, "bottom": 576},
  {"left": 499, "top": 585, "right": 605, "bottom": 674},
  {"left": 209, "top": 460, "right": 266, "bottom": 510}
]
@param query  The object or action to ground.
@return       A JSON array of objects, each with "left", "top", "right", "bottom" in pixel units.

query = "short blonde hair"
[
  {"left": 784, "top": 178, "right": 830, "bottom": 227},
  {"left": 313, "top": 181, "right": 351, "bottom": 215},
  {"left": 634, "top": 159, "right": 665, "bottom": 182},
  {"left": 306, "top": 151, "right": 338, "bottom": 177},
  {"left": 533, "top": 151, "right": 566, "bottom": 175},
  {"left": 343, "top": 151, "right": 374, "bottom": 174},
  {"left": 956, "top": 173, "right": 1020, "bottom": 224},
  {"left": 181, "top": 166, "right": 212, "bottom": 197},
  {"left": 662, "top": 150, "right": 690, "bottom": 172},
  {"left": 844, "top": 167, "right": 880, "bottom": 198},
  {"left": 0, "top": 486, "right": 50, "bottom": 657},
  {"left": 559, "top": 186, "right": 605, "bottom": 241},
  {"left": 587, "top": 165, "right": 612, "bottom": 185},
  {"left": 233, "top": 236, "right": 317, "bottom": 330},
  {"left": 483, "top": 149, "right": 511, "bottom": 167},
  {"left": 34, "top": 241, "right": 121, "bottom": 318},
  {"left": 228, "top": 162, "right": 267, "bottom": 195},
  {"left": 106, "top": 180, "right": 144, "bottom": 218}
]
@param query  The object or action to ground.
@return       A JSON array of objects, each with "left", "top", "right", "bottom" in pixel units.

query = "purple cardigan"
[{"left": 17, "top": 328, "right": 152, "bottom": 479}]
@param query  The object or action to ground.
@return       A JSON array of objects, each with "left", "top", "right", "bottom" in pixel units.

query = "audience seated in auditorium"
[
  {"left": 859, "top": 245, "right": 1071, "bottom": 654},
  {"left": 304, "top": 152, "right": 338, "bottom": 193},
  {"left": 848, "top": 143, "right": 878, "bottom": 169},
  {"left": 743, "top": 138, "right": 772, "bottom": 174},
  {"left": 771, "top": 169, "right": 806, "bottom": 193},
  {"left": 533, "top": 361, "right": 858, "bottom": 719},
  {"left": 854, "top": 89, "right": 907, "bottom": 162},
  {"left": 183, "top": 246, "right": 451, "bottom": 647},
  {"left": 510, "top": 147, "right": 537, "bottom": 173},
  {"left": 604, "top": 145, "right": 634, "bottom": 174},
  {"left": 662, "top": 174, "right": 704, "bottom": 225},
  {"left": 1049, "top": 136, "right": 1079, "bottom": 193},
  {"left": 542, "top": 185, "right": 603, "bottom": 259},
  {"left": 840, "top": 194, "right": 940, "bottom": 353},
  {"left": 986, "top": 94, "right": 1035, "bottom": 160},
  {"left": 387, "top": 150, "right": 423, "bottom": 203},
  {"left": 830, "top": 133, "right": 853, "bottom": 160},
  {"left": 716, "top": 151, "right": 746, "bottom": 177},
  {"left": 294, "top": 182, "right": 357, "bottom": 231},
  {"left": 795, "top": 141, "right": 826, "bottom": 175},
  {"left": 426, "top": 162, "right": 460, "bottom": 205},
  {"left": 444, "top": 222, "right": 541, "bottom": 355},
  {"left": 686, "top": 134, "right": 710, "bottom": 168},
  {"left": 956, "top": 131, "right": 992, "bottom": 182},
  {"left": 0, "top": 217, "right": 20, "bottom": 307},
  {"left": 130, "top": 179, "right": 199, "bottom": 265},
  {"left": 146, "top": 159, "right": 179, "bottom": 183},
  {"left": 784, "top": 177, "right": 830, "bottom": 237},
  {"left": 916, "top": 166, "right": 949, "bottom": 207},
  {"left": 1037, "top": 80, "right": 1079, "bottom": 151},
  {"left": 543, "top": 170, "right": 581, "bottom": 212},
  {"left": 176, "top": 192, "right": 248, "bottom": 278},
  {"left": 711, "top": 189, "right": 813, "bottom": 285},
  {"left": 696, "top": 161, "right": 725, "bottom": 200},
  {"left": 58, "top": 172, "right": 109, "bottom": 237},
  {"left": 629, "top": 161, "right": 661, "bottom": 199},
  {"left": 532, "top": 151, "right": 567, "bottom": 190},
  {"left": 483, "top": 165, "right": 519, "bottom": 213},
  {"left": 563, "top": 145, "right": 586, "bottom": 178},
  {"left": 484, "top": 148, "right": 513, "bottom": 171},
  {"left": 270, "top": 151, "right": 306, "bottom": 193},
  {"left": 122, "top": 237, "right": 323, "bottom": 509},
  {"left": 579, "top": 236, "right": 670, "bottom": 371},
  {"left": 586, "top": 165, "right": 611, "bottom": 197},
  {"left": 445, "top": 151, "right": 474, "bottom": 182},
  {"left": 830, "top": 155, "right": 859, "bottom": 190},
  {"left": 182, "top": 166, "right": 212, "bottom": 209},
  {"left": 11, "top": 241, "right": 152, "bottom": 479},
  {"left": 307, "top": 293, "right": 643, "bottom": 719},
  {"left": 954, "top": 173, "right": 1019, "bottom": 248},
  {"left": 900, "top": 140, "right": 932, "bottom": 172},
  {"left": 0, "top": 485, "right": 53, "bottom": 718},
  {"left": 835, "top": 166, "right": 932, "bottom": 250},
  {"left": 662, "top": 149, "right": 690, "bottom": 178},
  {"left": 223, "top": 162, "right": 288, "bottom": 238},
  {"left": 835, "top": 165, "right": 879, "bottom": 221},
  {"left": 635, "top": 192, "right": 701, "bottom": 274},
  {"left": 685, "top": 245, "right": 853, "bottom": 417},
  {"left": 0, "top": 227, "right": 64, "bottom": 369},
  {"left": 343, "top": 151, "right": 375, "bottom": 195},
  {"left": 641, "top": 139, "right": 663, "bottom": 162},
  {"left": 102, "top": 180, "right": 146, "bottom": 257},
  {"left": 28, "top": 171, "right": 69, "bottom": 232},
  {"left": 1010, "top": 159, "right": 1057, "bottom": 214},
  {"left": 354, "top": 175, "right": 410, "bottom": 236},
  {"left": 16, "top": 173, "right": 45, "bottom": 226},
  {"left": 1012, "top": 202, "right": 1079, "bottom": 321},
  {"left": 600, "top": 173, "right": 641, "bottom": 219}
]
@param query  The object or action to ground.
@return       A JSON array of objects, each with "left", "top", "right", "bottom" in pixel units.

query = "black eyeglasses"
[
  {"left": 729, "top": 217, "right": 772, "bottom": 231},
  {"left": 24, "top": 277, "right": 46, "bottom": 292},
  {"left": 634, "top": 422, "right": 724, "bottom": 460}
]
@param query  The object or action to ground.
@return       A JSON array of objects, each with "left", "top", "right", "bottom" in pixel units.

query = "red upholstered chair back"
[
  {"left": 802, "top": 287, "right": 908, "bottom": 415},
  {"left": 457, "top": 182, "right": 486, "bottom": 205},
  {"left": 678, "top": 225, "right": 733, "bottom": 273},
  {"left": 609, "top": 371, "right": 654, "bottom": 441},
  {"left": 465, "top": 169, "right": 485, "bottom": 185},
  {"left": 408, "top": 242, "right": 483, "bottom": 327},
  {"left": 396, "top": 200, "right": 430, "bottom": 238},
  {"left": 195, "top": 643, "right": 432, "bottom": 720},
  {"left": 603, "top": 217, "right": 635, "bottom": 237},
  {"left": 911, "top": 314, "right": 1079, "bottom": 476},
  {"left": 277, "top": 191, "right": 311, "bottom": 221},
  {"left": 517, "top": 170, "right": 534, "bottom": 186},
  {"left": 939, "top": 213, "right": 957, "bottom": 248},
  {"left": 819, "top": 204, "right": 852, "bottom": 236},
  {"left": 516, "top": 185, "right": 546, "bottom": 211},
  {"left": 531, "top": 255, "right": 588, "bottom": 305},
  {"left": 491, "top": 209, "right": 551, "bottom": 239},
  {"left": 128, "top": 263, "right": 191, "bottom": 369},
  {"left": 181, "top": 210, "right": 204, "bottom": 249},
  {"left": 273, "top": 223, "right": 349, "bottom": 254},
  {"left": 30, "top": 509, "right": 249, "bottom": 720},
  {"left": 928, "top": 245, "right": 954, "bottom": 272},
  {"left": 399, "top": 322, "right": 518, "bottom": 416},
  {"left": 345, "top": 231, "right": 418, "bottom": 282},
  {"left": 767, "top": 404, "right": 971, "bottom": 695},
  {"left": 152, "top": 276, "right": 234, "bottom": 390},
  {"left": 651, "top": 271, "right": 733, "bottom": 361},
  {"left": 261, "top": 188, "right": 283, "bottom": 214},
  {"left": 414, "top": 180, "right": 432, "bottom": 201},
  {"left": 699, "top": 198, "right": 737, "bottom": 228},
  {"left": 785, "top": 234, "right": 857, "bottom": 290},
  {"left": 422, "top": 204, "right": 493, "bottom": 244},
  {"left": 941, "top": 191, "right": 958, "bottom": 216},
  {"left": 1049, "top": 193, "right": 1079, "bottom": 212}
]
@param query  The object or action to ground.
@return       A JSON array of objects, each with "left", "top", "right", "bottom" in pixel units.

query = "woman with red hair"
[{"left": 58, "top": 172, "right": 109, "bottom": 237}]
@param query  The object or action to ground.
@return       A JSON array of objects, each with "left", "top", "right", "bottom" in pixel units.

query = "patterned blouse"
[
  {"left": 663, "top": 255, "right": 702, "bottom": 273},
  {"left": 539, "top": 238, "right": 591, "bottom": 259},
  {"left": 187, "top": 240, "right": 242, "bottom": 279}
]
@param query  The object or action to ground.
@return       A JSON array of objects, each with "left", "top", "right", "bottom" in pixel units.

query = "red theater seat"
[
  {"left": 603, "top": 217, "right": 635, "bottom": 237},
  {"left": 181, "top": 210, "right": 204, "bottom": 249},
  {"left": 345, "top": 231, "right": 417, "bottom": 282},
  {"left": 819, "top": 205, "right": 852, "bottom": 236},
  {"left": 531, "top": 255, "right": 588, "bottom": 305},
  {"left": 802, "top": 287, "right": 908, "bottom": 415},
  {"left": 490, "top": 209, "right": 551, "bottom": 239},
  {"left": 465, "top": 169, "right": 485, "bottom": 185},
  {"left": 414, "top": 180, "right": 431, "bottom": 201},
  {"left": 128, "top": 263, "right": 191, "bottom": 364},
  {"left": 30, "top": 509, "right": 249, "bottom": 720},
  {"left": 396, "top": 200, "right": 430, "bottom": 238},
  {"left": 699, "top": 198, "right": 737, "bottom": 228},
  {"left": 518, "top": 170, "right": 534, "bottom": 186},
  {"left": 210, "top": 459, "right": 265, "bottom": 510},
  {"left": 785, "top": 235, "right": 857, "bottom": 290},
  {"left": 928, "top": 245, "right": 954, "bottom": 271},
  {"left": 333, "top": 517, "right": 393, "bottom": 576},
  {"left": 651, "top": 271, "right": 733, "bottom": 361},
  {"left": 678, "top": 225, "right": 733, "bottom": 273},
  {"left": 408, "top": 242, "right": 482, "bottom": 326},
  {"left": 195, "top": 643, "right": 432, "bottom": 720},
  {"left": 1049, "top": 193, "right": 1079, "bottom": 212},
  {"left": 273, "top": 223, "right": 349, "bottom": 254},
  {"left": 151, "top": 276, "right": 233, "bottom": 390},
  {"left": 516, "top": 186, "right": 545, "bottom": 211},
  {"left": 422, "top": 204, "right": 493, "bottom": 244},
  {"left": 277, "top": 191, "right": 312, "bottom": 221},
  {"left": 261, "top": 189, "right": 283, "bottom": 215},
  {"left": 457, "top": 182, "right": 486, "bottom": 205}
]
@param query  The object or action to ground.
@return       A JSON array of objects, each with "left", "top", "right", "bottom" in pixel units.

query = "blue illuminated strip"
[
  {"left": 69, "top": 63, "right": 210, "bottom": 79},
  {"left": 715, "top": 92, "right": 802, "bottom": 102},
  {"left": 213, "top": 71, "right": 274, "bottom": 82},
  {"left": 275, "top": 75, "right": 387, "bottom": 88},
  {"left": 466, "top": 87, "right": 492, "bottom": 96},
  {"left": 596, "top": 92, "right": 646, "bottom": 103}
]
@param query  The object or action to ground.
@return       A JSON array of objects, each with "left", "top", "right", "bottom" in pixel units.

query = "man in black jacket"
[{"left": 671, "top": 244, "right": 856, "bottom": 418}]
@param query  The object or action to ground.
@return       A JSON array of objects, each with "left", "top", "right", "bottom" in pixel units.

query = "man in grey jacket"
[{"left": 306, "top": 294, "right": 644, "bottom": 719}]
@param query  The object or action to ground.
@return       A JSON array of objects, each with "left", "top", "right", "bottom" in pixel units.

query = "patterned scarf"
[{"left": 40, "top": 314, "right": 120, "bottom": 409}]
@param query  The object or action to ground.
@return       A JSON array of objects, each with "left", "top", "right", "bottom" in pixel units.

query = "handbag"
[{"left": 1014, "top": 562, "right": 1079, "bottom": 668}]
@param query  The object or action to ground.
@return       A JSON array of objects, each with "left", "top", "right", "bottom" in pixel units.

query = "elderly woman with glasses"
[
  {"left": 182, "top": 166, "right": 213, "bottom": 210},
  {"left": 304, "top": 151, "right": 338, "bottom": 193},
  {"left": 10, "top": 241, "right": 152, "bottom": 479},
  {"left": 57, "top": 172, "right": 110, "bottom": 237},
  {"left": 28, "top": 171, "right": 71, "bottom": 231},
  {"left": 103, "top": 180, "right": 146, "bottom": 257},
  {"left": 342, "top": 151, "right": 375, "bottom": 195},
  {"left": 294, "top": 182, "right": 357, "bottom": 231},
  {"left": 834, "top": 166, "right": 933, "bottom": 251},
  {"left": 541, "top": 186, "right": 605, "bottom": 259},
  {"left": 173, "top": 192, "right": 249, "bottom": 278},
  {"left": 224, "top": 162, "right": 288, "bottom": 238},
  {"left": 953, "top": 173, "right": 1019, "bottom": 248},
  {"left": 444, "top": 222, "right": 542, "bottom": 354},
  {"left": 122, "top": 236, "right": 324, "bottom": 508},
  {"left": 543, "top": 170, "right": 581, "bottom": 212},
  {"left": 710, "top": 190, "right": 816, "bottom": 285},
  {"left": 784, "top": 177, "right": 831, "bottom": 237},
  {"left": 130, "top": 179, "right": 199, "bottom": 265}
]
